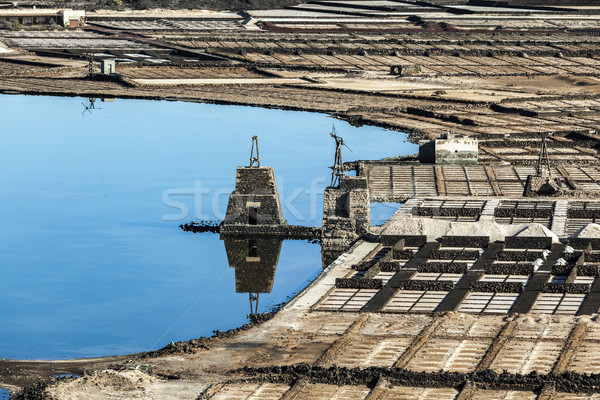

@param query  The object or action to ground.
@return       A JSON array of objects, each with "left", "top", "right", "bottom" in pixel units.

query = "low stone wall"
[
  {"left": 551, "top": 264, "right": 574, "bottom": 275},
  {"left": 379, "top": 261, "right": 404, "bottom": 272},
  {"left": 353, "top": 259, "right": 379, "bottom": 271},
  {"left": 484, "top": 263, "right": 533, "bottom": 275},
  {"left": 440, "top": 236, "right": 489, "bottom": 248},
  {"left": 494, "top": 208, "right": 553, "bottom": 219},
  {"left": 578, "top": 264, "right": 600, "bottom": 276},
  {"left": 568, "top": 238, "right": 600, "bottom": 250},
  {"left": 220, "top": 225, "right": 321, "bottom": 240},
  {"left": 567, "top": 209, "right": 600, "bottom": 219},
  {"left": 335, "top": 278, "right": 383, "bottom": 290},
  {"left": 415, "top": 207, "right": 481, "bottom": 218},
  {"left": 392, "top": 249, "right": 415, "bottom": 259},
  {"left": 418, "top": 262, "right": 468, "bottom": 274},
  {"left": 237, "top": 364, "right": 600, "bottom": 394},
  {"left": 542, "top": 283, "right": 590, "bottom": 294},
  {"left": 470, "top": 281, "right": 524, "bottom": 293},
  {"left": 584, "top": 253, "right": 600, "bottom": 262},
  {"left": 504, "top": 236, "right": 552, "bottom": 249},
  {"left": 430, "top": 250, "right": 480, "bottom": 260},
  {"left": 180, "top": 220, "right": 221, "bottom": 233},
  {"left": 397, "top": 280, "right": 454, "bottom": 291},
  {"left": 496, "top": 251, "right": 543, "bottom": 262},
  {"left": 381, "top": 235, "right": 427, "bottom": 247}
]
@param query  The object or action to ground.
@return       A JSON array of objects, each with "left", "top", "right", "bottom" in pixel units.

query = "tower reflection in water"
[{"left": 223, "top": 237, "right": 283, "bottom": 315}]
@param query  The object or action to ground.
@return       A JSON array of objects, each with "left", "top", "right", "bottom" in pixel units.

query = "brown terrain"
[{"left": 4, "top": 0, "right": 600, "bottom": 398}]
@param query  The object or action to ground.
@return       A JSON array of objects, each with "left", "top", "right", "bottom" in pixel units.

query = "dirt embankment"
[{"left": 18, "top": 0, "right": 301, "bottom": 11}]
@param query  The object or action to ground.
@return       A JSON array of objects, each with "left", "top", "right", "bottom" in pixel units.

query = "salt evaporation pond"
[{"left": 0, "top": 95, "right": 417, "bottom": 360}]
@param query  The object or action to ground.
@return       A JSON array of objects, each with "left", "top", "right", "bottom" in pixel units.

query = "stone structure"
[
  {"left": 524, "top": 132, "right": 562, "bottom": 196},
  {"left": 223, "top": 237, "right": 282, "bottom": 295},
  {"left": 523, "top": 174, "right": 561, "bottom": 196},
  {"left": 100, "top": 59, "right": 116, "bottom": 75},
  {"left": 434, "top": 132, "right": 478, "bottom": 164},
  {"left": 223, "top": 166, "right": 286, "bottom": 227},
  {"left": 418, "top": 139, "right": 435, "bottom": 162},
  {"left": 322, "top": 176, "right": 370, "bottom": 250},
  {"left": 223, "top": 234, "right": 282, "bottom": 314},
  {"left": 0, "top": 9, "right": 85, "bottom": 27},
  {"left": 390, "top": 65, "right": 421, "bottom": 76}
]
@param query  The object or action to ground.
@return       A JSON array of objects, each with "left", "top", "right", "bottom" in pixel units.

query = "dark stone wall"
[
  {"left": 496, "top": 250, "right": 543, "bottom": 262},
  {"left": 551, "top": 265, "right": 574, "bottom": 275},
  {"left": 336, "top": 278, "right": 383, "bottom": 289},
  {"left": 567, "top": 209, "right": 600, "bottom": 219},
  {"left": 542, "top": 283, "right": 590, "bottom": 294},
  {"left": 234, "top": 167, "right": 277, "bottom": 195},
  {"left": 381, "top": 235, "right": 427, "bottom": 247},
  {"left": 504, "top": 236, "right": 552, "bottom": 249},
  {"left": 340, "top": 176, "right": 368, "bottom": 191},
  {"left": 494, "top": 208, "right": 553, "bottom": 218},
  {"left": 470, "top": 281, "right": 524, "bottom": 293},
  {"left": 585, "top": 253, "right": 600, "bottom": 262},
  {"left": 238, "top": 364, "right": 600, "bottom": 395},
  {"left": 416, "top": 207, "right": 481, "bottom": 218},
  {"left": 353, "top": 259, "right": 380, "bottom": 271},
  {"left": 568, "top": 238, "right": 600, "bottom": 250},
  {"left": 485, "top": 263, "right": 534, "bottom": 275},
  {"left": 225, "top": 194, "right": 286, "bottom": 225},
  {"left": 380, "top": 261, "right": 404, "bottom": 272},
  {"left": 430, "top": 249, "right": 481, "bottom": 260},
  {"left": 397, "top": 280, "right": 454, "bottom": 291},
  {"left": 418, "top": 262, "right": 468, "bottom": 274},
  {"left": 220, "top": 225, "right": 320, "bottom": 239},
  {"left": 393, "top": 249, "right": 415, "bottom": 259},
  {"left": 440, "top": 236, "right": 489, "bottom": 248},
  {"left": 578, "top": 264, "right": 600, "bottom": 276}
]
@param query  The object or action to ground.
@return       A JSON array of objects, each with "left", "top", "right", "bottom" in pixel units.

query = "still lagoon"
[{"left": 0, "top": 95, "right": 416, "bottom": 360}]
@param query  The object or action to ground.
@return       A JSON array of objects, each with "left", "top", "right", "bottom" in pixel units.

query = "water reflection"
[
  {"left": 223, "top": 237, "right": 282, "bottom": 315},
  {"left": 81, "top": 98, "right": 99, "bottom": 115},
  {"left": 0, "top": 94, "right": 415, "bottom": 360}
]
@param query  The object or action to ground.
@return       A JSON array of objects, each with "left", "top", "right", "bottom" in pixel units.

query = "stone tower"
[
  {"left": 223, "top": 166, "right": 286, "bottom": 227},
  {"left": 322, "top": 176, "right": 371, "bottom": 250}
]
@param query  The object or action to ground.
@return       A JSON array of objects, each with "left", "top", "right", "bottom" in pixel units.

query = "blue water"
[
  {"left": 0, "top": 95, "right": 417, "bottom": 360},
  {"left": 371, "top": 202, "right": 402, "bottom": 226},
  {"left": 0, "top": 388, "right": 8, "bottom": 400}
]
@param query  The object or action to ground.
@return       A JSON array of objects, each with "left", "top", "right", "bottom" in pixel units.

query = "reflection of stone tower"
[
  {"left": 223, "top": 166, "right": 287, "bottom": 228},
  {"left": 223, "top": 238, "right": 282, "bottom": 314}
]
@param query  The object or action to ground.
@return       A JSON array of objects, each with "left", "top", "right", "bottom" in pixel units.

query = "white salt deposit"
[{"left": 572, "top": 223, "right": 600, "bottom": 238}]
